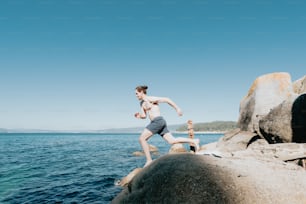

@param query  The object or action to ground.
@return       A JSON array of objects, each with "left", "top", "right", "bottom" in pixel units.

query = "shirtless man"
[{"left": 134, "top": 85, "right": 200, "bottom": 167}]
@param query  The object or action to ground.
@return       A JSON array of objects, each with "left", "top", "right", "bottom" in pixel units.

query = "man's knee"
[
  {"left": 139, "top": 130, "right": 152, "bottom": 143},
  {"left": 139, "top": 135, "right": 146, "bottom": 143}
]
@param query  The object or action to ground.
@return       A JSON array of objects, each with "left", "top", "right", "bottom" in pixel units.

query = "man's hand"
[
  {"left": 134, "top": 112, "right": 141, "bottom": 118},
  {"left": 177, "top": 108, "right": 183, "bottom": 116}
]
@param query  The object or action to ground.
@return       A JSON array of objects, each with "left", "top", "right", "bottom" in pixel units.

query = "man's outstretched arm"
[{"left": 148, "top": 96, "right": 183, "bottom": 116}]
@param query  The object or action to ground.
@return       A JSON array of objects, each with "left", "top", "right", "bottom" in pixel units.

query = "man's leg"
[
  {"left": 139, "top": 128, "right": 154, "bottom": 167},
  {"left": 163, "top": 133, "right": 200, "bottom": 151}
]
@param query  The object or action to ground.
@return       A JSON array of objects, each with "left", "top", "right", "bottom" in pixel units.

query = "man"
[{"left": 134, "top": 85, "right": 200, "bottom": 167}]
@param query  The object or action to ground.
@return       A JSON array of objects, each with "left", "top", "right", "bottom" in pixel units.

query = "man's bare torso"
[{"left": 141, "top": 98, "right": 161, "bottom": 121}]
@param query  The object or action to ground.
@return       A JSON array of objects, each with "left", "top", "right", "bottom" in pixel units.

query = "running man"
[{"left": 134, "top": 85, "right": 200, "bottom": 167}]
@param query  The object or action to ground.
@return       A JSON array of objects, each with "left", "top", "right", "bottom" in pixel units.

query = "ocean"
[{"left": 0, "top": 133, "right": 223, "bottom": 203}]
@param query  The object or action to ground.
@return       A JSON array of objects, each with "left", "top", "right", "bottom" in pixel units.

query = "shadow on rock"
[{"left": 292, "top": 93, "right": 306, "bottom": 143}]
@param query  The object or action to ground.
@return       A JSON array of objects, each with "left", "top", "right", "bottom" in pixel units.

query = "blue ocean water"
[{"left": 0, "top": 133, "right": 222, "bottom": 203}]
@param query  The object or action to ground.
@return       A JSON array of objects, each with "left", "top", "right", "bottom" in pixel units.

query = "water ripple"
[{"left": 0, "top": 133, "right": 222, "bottom": 203}]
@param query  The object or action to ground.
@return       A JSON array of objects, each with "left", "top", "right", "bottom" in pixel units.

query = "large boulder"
[
  {"left": 291, "top": 93, "right": 306, "bottom": 143},
  {"left": 238, "top": 72, "right": 294, "bottom": 133},
  {"left": 237, "top": 72, "right": 306, "bottom": 144},
  {"left": 112, "top": 154, "right": 306, "bottom": 204},
  {"left": 258, "top": 93, "right": 306, "bottom": 143},
  {"left": 293, "top": 75, "right": 306, "bottom": 94},
  {"left": 258, "top": 95, "right": 297, "bottom": 143}
]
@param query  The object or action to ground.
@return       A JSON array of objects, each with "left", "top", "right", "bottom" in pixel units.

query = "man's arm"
[
  {"left": 134, "top": 106, "right": 147, "bottom": 119},
  {"left": 147, "top": 96, "right": 183, "bottom": 116}
]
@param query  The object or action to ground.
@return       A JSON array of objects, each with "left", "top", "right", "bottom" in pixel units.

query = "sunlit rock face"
[
  {"left": 238, "top": 72, "right": 294, "bottom": 133},
  {"left": 238, "top": 72, "right": 306, "bottom": 143}
]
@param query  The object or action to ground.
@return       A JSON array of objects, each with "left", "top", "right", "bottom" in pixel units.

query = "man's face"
[{"left": 135, "top": 90, "right": 144, "bottom": 100}]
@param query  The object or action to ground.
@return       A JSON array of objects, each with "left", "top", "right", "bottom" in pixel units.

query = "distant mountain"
[
  {"left": 100, "top": 122, "right": 236, "bottom": 133},
  {"left": 0, "top": 128, "right": 67, "bottom": 133},
  {"left": 176, "top": 121, "right": 237, "bottom": 132},
  {"left": 0, "top": 128, "right": 8, "bottom": 133},
  {"left": 100, "top": 124, "right": 181, "bottom": 133},
  {"left": 0, "top": 121, "right": 237, "bottom": 133},
  {"left": 99, "top": 127, "right": 143, "bottom": 133}
]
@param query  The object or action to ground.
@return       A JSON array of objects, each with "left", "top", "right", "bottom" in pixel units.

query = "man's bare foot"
[{"left": 143, "top": 160, "right": 153, "bottom": 168}]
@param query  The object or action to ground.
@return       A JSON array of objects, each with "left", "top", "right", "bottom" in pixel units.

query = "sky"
[{"left": 0, "top": 0, "right": 306, "bottom": 131}]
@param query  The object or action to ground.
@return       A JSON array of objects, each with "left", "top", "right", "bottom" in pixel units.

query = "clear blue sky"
[{"left": 0, "top": 0, "right": 305, "bottom": 130}]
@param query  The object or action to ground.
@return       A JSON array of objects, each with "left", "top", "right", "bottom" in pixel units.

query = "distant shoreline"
[
  {"left": 174, "top": 131, "right": 226, "bottom": 134},
  {"left": 0, "top": 131, "right": 226, "bottom": 134},
  {"left": 0, "top": 121, "right": 235, "bottom": 134}
]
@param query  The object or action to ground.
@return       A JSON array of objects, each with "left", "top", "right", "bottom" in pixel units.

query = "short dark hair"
[{"left": 135, "top": 85, "right": 148, "bottom": 94}]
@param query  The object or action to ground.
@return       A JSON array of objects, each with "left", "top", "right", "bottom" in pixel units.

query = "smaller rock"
[
  {"left": 132, "top": 144, "right": 159, "bottom": 156},
  {"left": 149, "top": 144, "right": 159, "bottom": 152},
  {"left": 116, "top": 168, "right": 143, "bottom": 187},
  {"left": 132, "top": 151, "right": 144, "bottom": 156},
  {"left": 169, "top": 143, "right": 187, "bottom": 153}
]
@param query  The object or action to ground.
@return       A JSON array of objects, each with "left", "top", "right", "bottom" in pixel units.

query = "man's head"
[{"left": 135, "top": 85, "right": 148, "bottom": 100}]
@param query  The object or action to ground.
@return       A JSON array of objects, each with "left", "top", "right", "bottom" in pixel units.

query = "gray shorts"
[{"left": 146, "top": 116, "right": 169, "bottom": 136}]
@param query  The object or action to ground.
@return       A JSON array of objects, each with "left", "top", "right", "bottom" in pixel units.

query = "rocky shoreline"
[{"left": 112, "top": 72, "right": 306, "bottom": 203}]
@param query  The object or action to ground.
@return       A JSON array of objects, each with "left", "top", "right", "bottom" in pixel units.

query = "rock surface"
[
  {"left": 116, "top": 168, "right": 143, "bottom": 187},
  {"left": 168, "top": 143, "right": 188, "bottom": 153},
  {"left": 132, "top": 144, "right": 159, "bottom": 156},
  {"left": 238, "top": 72, "right": 306, "bottom": 143},
  {"left": 293, "top": 75, "right": 306, "bottom": 94},
  {"left": 112, "top": 154, "right": 306, "bottom": 204},
  {"left": 237, "top": 72, "right": 294, "bottom": 134}
]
